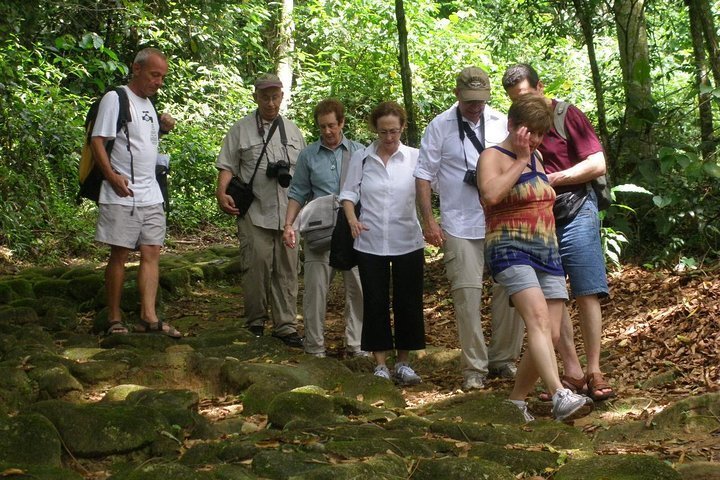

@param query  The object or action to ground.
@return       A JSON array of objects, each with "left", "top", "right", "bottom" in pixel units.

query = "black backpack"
[
  {"left": 553, "top": 101, "right": 612, "bottom": 211},
  {"left": 78, "top": 87, "right": 169, "bottom": 210}
]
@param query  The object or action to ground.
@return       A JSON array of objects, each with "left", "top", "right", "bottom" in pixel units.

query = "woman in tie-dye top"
[{"left": 477, "top": 94, "right": 592, "bottom": 422}]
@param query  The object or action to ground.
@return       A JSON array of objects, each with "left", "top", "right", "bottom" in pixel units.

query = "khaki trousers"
[
  {"left": 302, "top": 246, "right": 363, "bottom": 354},
  {"left": 443, "top": 233, "right": 524, "bottom": 378},
  {"left": 237, "top": 216, "right": 298, "bottom": 336}
]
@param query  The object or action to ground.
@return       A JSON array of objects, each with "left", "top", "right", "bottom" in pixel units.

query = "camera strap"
[
  {"left": 246, "top": 114, "right": 281, "bottom": 187},
  {"left": 456, "top": 106, "right": 485, "bottom": 171},
  {"left": 277, "top": 115, "right": 289, "bottom": 163}
]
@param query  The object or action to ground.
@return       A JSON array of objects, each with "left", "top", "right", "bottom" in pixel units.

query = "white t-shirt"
[
  {"left": 414, "top": 103, "right": 508, "bottom": 239},
  {"left": 338, "top": 141, "right": 424, "bottom": 256},
  {"left": 91, "top": 86, "right": 163, "bottom": 206}
]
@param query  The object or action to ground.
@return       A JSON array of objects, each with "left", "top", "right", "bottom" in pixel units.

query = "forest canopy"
[{"left": 0, "top": 0, "right": 718, "bottom": 269}]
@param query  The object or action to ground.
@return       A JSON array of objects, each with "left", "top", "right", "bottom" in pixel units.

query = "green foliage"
[{"left": 0, "top": 0, "right": 718, "bottom": 268}]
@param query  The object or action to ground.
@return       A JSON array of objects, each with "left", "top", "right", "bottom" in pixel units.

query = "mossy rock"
[
  {"left": 183, "top": 327, "right": 255, "bottom": 349},
  {"left": 70, "top": 359, "right": 130, "bottom": 383},
  {"left": 199, "top": 262, "right": 224, "bottom": 282},
  {"left": 384, "top": 414, "right": 432, "bottom": 432},
  {"left": 419, "top": 390, "right": 525, "bottom": 424},
  {"left": 221, "top": 258, "right": 246, "bottom": 276},
  {"left": 293, "top": 454, "right": 408, "bottom": 480},
  {"left": 209, "top": 246, "right": 241, "bottom": 257},
  {"left": 410, "top": 457, "right": 515, "bottom": 480},
  {"left": 160, "top": 268, "right": 192, "bottom": 294},
  {"left": 29, "top": 399, "right": 170, "bottom": 457},
  {"left": 62, "top": 347, "right": 105, "bottom": 361},
  {"left": 41, "top": 304, "right": 79, "bottom": 331},
  {"left": 102, "top": 384, "right": 149, "bottom": 402},
  {"left": 596, "top": 393, "right": 720, "bottom": 445},
  {"left": 554, "top": 454, "right": 681, "bottom": 479},
  {"left": 675, "top": 461, "right": 720, "bottom": 480},
  {"left": 204, "top": 464, "right": 258, "bottom": 479},
  {"left": 26, "top": 363, "right": 83, "bottom": 399},
  {"left": 33, "top": 279, "right": 70, "bottom": 299},
  {"left": 180, "top": 437, "right": 261, "bottom": 465},
  {"left": 67, "top": 274, "right": 104, "bottom": 302},
  {"left": 0, "top": 305, "right": 39, "bottom": 324},
  {"left": 124, "top": 388, "right": 207, "bottom": 432},
  {"left": 251, "top": 449, "right": 328, "bottom": 479},
  {"left": 0, "top": 366, "right": 38, "bottom": 409},
  {"left": 325, "top": 437, "right": 436, "bottom": 459},
  {"left": 267, "top": 390, "right": 338, "bottom": 428},
  {"left": 0, "top": 463, "right": 83, "bottom": 480},
  {"left": 467, "top": 442, "right": 559, "bottom": 475},
  {"left": 108, "top": 462, "right": 205, "bottom": 480},
  {"left": 652, "top": 393, "right": 720, "bottom": 431},
  {"left": 0, "top": 413, "right": 62, "bottom": 466},
  {"left": 0, "top": 283, "right": 14, "bottom": 304},
  {"left": 60, "top": 266, "right": 100, "bottom": 280},
  {"left": 430, "top": 419, "right": 592, "bottom": 450},
  {"left": 99, "top": 331, "right": 181, "bottom": 351},
  {"left": 5, "top": 278, "right": 35, "bottom": 298}
]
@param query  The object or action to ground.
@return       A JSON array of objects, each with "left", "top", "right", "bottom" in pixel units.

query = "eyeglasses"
[{"left": 377, "top": 129, "right": 401, "bottom": 137}]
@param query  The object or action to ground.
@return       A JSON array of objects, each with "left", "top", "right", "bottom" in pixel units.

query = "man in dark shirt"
[{"left": 501, "top": 63, "right": 615, "bottom": 401}]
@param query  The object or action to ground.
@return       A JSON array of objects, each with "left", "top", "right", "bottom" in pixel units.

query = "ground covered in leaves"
[
  {"left": 161, "top": 239, "right": 720, "bottom": 466},
  {"left": 0, "top": 232, "right": 718, "bottom": 479}
]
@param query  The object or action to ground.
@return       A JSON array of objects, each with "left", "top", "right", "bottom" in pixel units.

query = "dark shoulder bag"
[
  {"left": 226, "top": 116, "right": 281, "bottom": 217},
  {"left": 554, "top": 101, "right": 612, "bottom": 212},
  {"left": 329, "top": 157, "right": 366, "bottom": 270}
]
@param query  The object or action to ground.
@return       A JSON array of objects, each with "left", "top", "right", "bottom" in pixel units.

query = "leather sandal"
[
  {"left": 538, "top": 375, "right": 587, "bottom": 402},
  {"left": 586, "top": 372, "right": 616, "bottom": 401},
  {"left": 106, "top": 322, "right": 128, "bottom": 335},
  {"left": 134, "top": 319, "right": 182, "bottom": 339}
]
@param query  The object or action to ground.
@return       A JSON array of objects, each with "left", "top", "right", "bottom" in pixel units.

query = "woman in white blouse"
[{"left": 338, "top": 101, "right": 425, "bottom": 386}]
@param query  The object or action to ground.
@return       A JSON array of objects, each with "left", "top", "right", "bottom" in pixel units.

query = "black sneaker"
[
  {"left": 247, "top": 325, "right": 264, "bottom": 337},
  {"left": 272, "top": 331, "right": 304, "bottom": 348}
]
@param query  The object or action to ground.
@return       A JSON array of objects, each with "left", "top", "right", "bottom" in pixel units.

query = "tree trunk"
[
  {"left": 695, "top": 0, "right": 720, "bottom": 89},
  {"left": 612, "top": 0, "right": 656, "bottom": 179},
  {"left": 685, "top": 0, "right": 715, "bottom": 159},
  {"left": 277, "top": 0, "right": 294, "bottom": 112},
  {"left": 394, "top": 0, "right": 418, "bottom": 147},
  {"left": 571, "top": 0, "right": 610, "bottom": 160}
]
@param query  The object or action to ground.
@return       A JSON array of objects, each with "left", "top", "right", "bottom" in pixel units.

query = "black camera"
[
  {"left": 266, "top": 160, "right": 292, "bottom": 188},
  {"left": 463, "top": 169, "right": 477, "bottom": 186}
]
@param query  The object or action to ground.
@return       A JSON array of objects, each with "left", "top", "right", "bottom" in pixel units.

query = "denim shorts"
[
  {"left": 495, "top": 265, "right": 568, "bottom": 301},
  {"left": 555, "top": 190, "right": 609, "bottom": 298}
]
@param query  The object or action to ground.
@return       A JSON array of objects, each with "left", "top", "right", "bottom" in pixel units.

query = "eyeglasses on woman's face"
[{"left": 377, "top": 128, "right": 401, "bottom": 137}]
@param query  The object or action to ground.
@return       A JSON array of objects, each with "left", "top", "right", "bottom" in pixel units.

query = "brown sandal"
[
  {"left": 538, "top": 375, "right": 587, "bottom": 401},
  {"left": 586, "top": 372, "right": 615, "bottom": 401},
  {"left": 134, "top": 319, "right": 182, "bottom": 339}
]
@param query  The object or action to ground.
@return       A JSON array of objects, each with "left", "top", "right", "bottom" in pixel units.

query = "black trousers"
[{"left": 357, "top": 248, "right": 425, "bottom": 352}]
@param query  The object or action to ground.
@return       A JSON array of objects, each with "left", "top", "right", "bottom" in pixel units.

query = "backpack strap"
[
  {"left": 553, "top": 101, "right": 569, "bottom": 141},
  {"left": 114, "top": 87, "right": 134, "bottom": 184}
]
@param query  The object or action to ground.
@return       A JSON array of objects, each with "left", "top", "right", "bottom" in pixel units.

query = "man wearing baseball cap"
[
  {"left": 414, "top": 66, "right": 525, "bottom": 390},
  {"left": 216, "top": 73, "right": 306, "bottom": 347}
]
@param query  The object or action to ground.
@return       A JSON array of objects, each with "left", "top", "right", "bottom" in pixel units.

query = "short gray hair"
[{"left": 133, "top": 47, "right": 166, "bottom": 66}]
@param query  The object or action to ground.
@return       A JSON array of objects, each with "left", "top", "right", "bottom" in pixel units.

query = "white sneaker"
[
  {"left": 462, "top": 372, "right": 486, "bottom": 391},
  {"left": 489, "top": 363, "right": 517, "bottom": 379},
  {"left": 552, "top": 388, "right": 593, "bottom": 421},
  {"left": 374, "top": 364, "right": 391, "bottom": 380},
  {"left": 393, "top": 362, "right": 421, "bottom": 386},
  {"left": 507, "top": 399, "right": 535, "bottom": 422},
  {"left": 348, "top": 350, "right": 371, "bottom": 358}
]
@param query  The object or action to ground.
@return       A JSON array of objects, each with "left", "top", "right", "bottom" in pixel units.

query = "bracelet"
[{"left": 284, "top": 224, "right": 293, "bottom": 229}]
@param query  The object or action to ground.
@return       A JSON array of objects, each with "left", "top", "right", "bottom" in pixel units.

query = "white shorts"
[{"left": 95, "top": 203, "right": 165, "bottom": 250}]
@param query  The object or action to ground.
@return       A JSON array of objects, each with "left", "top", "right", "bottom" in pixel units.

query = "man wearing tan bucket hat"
[{"left": 415, "top": 66, "right": 525, "bottom": 391}]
